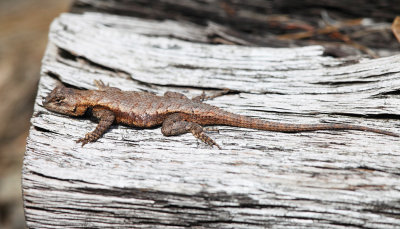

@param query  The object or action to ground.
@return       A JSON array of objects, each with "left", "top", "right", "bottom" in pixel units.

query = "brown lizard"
[{"left": 42, "top": 81, "right": 398, "bottom": 149}]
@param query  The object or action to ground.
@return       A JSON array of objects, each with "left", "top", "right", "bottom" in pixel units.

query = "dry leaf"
[{"left": 391, "top": 16, "right": 400, "bottom": 42}]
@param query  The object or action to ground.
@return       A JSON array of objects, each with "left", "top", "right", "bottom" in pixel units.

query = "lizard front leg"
[
  {"left": 94, "top": 80, "right": 122, "bottom": 92},
  {"left": 76, "top": 107, "right": 115, "bottom": 146},
  {"left": 161, "top": 113, "right": 221, "bottom": 149}
]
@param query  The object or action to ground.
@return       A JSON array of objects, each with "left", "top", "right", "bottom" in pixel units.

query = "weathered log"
[{"left": 23, "top": 12, "right": 400, "bottom": 228}]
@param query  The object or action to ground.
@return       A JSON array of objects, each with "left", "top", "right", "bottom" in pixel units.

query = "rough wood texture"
[{"left": 23, "top": 12, "right": 400, "bottom": 228}]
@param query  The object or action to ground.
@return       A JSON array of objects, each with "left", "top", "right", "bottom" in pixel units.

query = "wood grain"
[{"left": 23, "top": 12, "right": 400, "bottom": 228}]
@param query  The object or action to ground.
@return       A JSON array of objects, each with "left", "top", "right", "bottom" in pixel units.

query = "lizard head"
[{"left": 42, "top": 84, "right": 88, "bottom": 116}]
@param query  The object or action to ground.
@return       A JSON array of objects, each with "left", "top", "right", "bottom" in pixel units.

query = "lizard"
[{"left": 42, "top": 81, "right": 399, "bottom": 149}]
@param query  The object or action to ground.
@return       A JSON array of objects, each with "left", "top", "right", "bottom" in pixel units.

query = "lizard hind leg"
[
  {"left": 192, "top": 88, "right": 230, "bottom": 102},
  {"left": 161, "top": 113, "right": 221, "bottom": 149},
  {"left": 163, "top": 91, "right": 190, "bottom": 100}
]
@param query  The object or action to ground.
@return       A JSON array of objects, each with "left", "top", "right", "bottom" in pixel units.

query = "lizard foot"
[
  {"left": 192, "top": 88, "right": 231, "bottom": 102},
  {"left": 191, "top": 127, "right": 221, "bottom": 149},
  {"left": 76, "top": 135, "right": 95, "bottom": 146},
  {"left": 76, "top": 108, "right": 115, "bottom": 146}
]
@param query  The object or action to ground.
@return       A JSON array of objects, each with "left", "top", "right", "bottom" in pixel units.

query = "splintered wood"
[{"left": 23, "top": 12, "right": 400, "bottom": 228}]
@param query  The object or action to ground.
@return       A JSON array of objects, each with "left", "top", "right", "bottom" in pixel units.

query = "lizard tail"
[{"left": 212, "top": 112, "right": 399, "bottom": 137}]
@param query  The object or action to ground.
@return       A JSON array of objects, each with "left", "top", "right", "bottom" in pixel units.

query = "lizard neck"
[{"left": 80, "top": 89, "right": 106, "bottom": 107}]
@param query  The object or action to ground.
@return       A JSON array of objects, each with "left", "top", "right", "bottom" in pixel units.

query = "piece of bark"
[{"left": 23, "top": 12, "right": 400, "bottom": 228}]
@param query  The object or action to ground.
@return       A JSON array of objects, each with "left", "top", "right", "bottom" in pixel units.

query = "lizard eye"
[{"left": 54, "top": 96, "right": 65, "bottom": 104}]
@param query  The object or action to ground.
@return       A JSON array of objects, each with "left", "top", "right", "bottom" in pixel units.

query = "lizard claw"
[
  {"left": 76, "top": 138, "right": 89, "bottom": 146},
  {"left": 94, "top": 80, "right": 109, "bottom": 91}
]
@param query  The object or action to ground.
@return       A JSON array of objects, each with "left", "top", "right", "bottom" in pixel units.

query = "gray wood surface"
[{"left": 23, "top": 12, "right": 400, "bottom": 228}]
